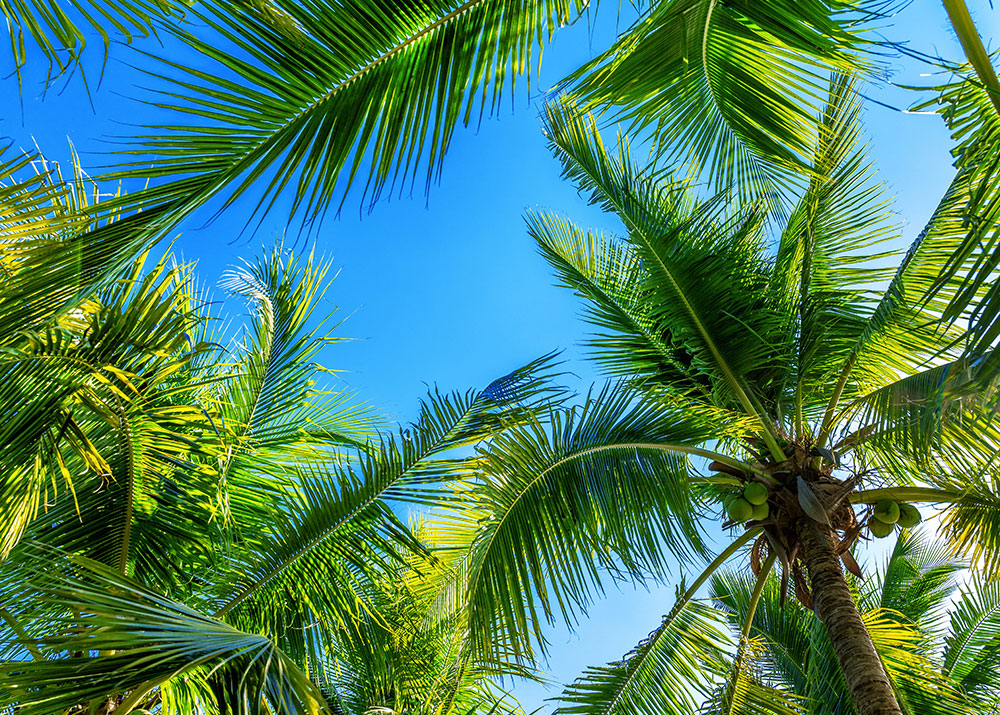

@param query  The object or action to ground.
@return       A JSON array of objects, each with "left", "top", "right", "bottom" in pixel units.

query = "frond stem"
[
  {"left": 850, "top": 487, "right": 963, "bottom": 505},
  {"left": 0, "top": 607, "right": 43, "bottom": 660},
  {"left": 942, "top": 0, "right": 1000, "bottom": 116},
  {"left": 597, "top": 527, "right": 761, "bottom": 714}
]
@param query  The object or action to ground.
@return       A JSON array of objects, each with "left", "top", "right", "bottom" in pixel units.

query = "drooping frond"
[
  {"left": 205, "top": 355, "right": 565, "bottom": 659},
  {"left": 0, "top": 546, "right": 327, "bottom": 715},
  {"left": 109, "top": 0, "right": 586, "bottom": 227},
  {"left": 834, "top": 353, "right": 1000, "bottom": 469},
  {"left": 0, "top": 0, "right": 185, "bottom": 89},
  {"left": 560, "top": 0, "right": 880, "bottom": 205},
  {"left": 438, "top": 381, "right": 726, "bottom": 666}
]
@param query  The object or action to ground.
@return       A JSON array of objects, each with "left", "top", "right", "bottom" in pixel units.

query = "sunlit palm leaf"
[
  {"left": 911, "top": 69, "right": 1000, "bottom": 385},
  {"left": 561, "top": 0, "right": 878, "bottom": 204},
  {"left": 110, "top": 0, "right": 585, "bottom": 227},
  {"left": 540, "top": 101, "right": 786, "bottom": 448}
]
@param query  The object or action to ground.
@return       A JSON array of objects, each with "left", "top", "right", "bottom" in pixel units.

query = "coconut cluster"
[
  {"left": 725, "top": 481, "right": 770, "bottom": 523},
  {"left": 868, "top": 499, "right": 921, "bottom": 538}
]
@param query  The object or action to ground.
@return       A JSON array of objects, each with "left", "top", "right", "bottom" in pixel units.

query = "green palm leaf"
[
  {"left": 0, "top": 546, "right": 327, "bottom": 715},
  {"left": 910, "top": 68, "right": 1000, "bottom": 385},
  {"left": 440, "top": 381, "right": 734, "bottom": 666},
  {"left": 109, "top": 0, "right": 585, "bottom": 227},
  {"left": 560, "top": 0, "right": 878, "bottom": 204},
  {"left": 0, "top": 247, "right": 219, "bottom": 561},
  {"left": 540, "top": 101, "right": 787, "bottom": 454},
  {"left": 943, "top": 579, "right": 1000, "bottom": 702},
  {"left": 0, "top": 0, "right": 185, "bottom": 89}
]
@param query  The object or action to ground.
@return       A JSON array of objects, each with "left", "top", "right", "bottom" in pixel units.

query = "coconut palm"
[
  {"left": 708, "top": 530, "right": 1000, "bottom": 713},
  {"left": 0, "top": 159, "right": 565, "bottom": 711},
  {"left": 430, "top": 76, "right": 1000, "bottom": 715}
]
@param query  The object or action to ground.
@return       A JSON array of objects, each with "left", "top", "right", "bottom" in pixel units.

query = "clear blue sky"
[{"left": 2, "top": 1, "right": 996, "bottom": 710}]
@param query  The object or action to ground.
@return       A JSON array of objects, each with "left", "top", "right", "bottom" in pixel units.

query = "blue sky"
[{"left": 2, "top": 0, "right": 997, "bottom": 710}]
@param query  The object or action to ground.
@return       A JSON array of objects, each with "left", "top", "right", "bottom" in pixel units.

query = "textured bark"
[{"left": 797, "top": 518, "right": 902, "bottom": 715}]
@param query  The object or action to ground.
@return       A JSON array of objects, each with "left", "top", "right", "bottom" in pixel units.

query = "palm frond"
[
  {"left": 0, "top": 0, "right": 185, "bottom": 89},
  {"left": 863, "top": 610, "right": 974, "bottom": 715},
  {"left": 540, "top": 101, "right": 786, "bottom": 451},
  {"left": 910, "top": 67, "right": 1000, "bottom": 386},
  {"left": 560, "top": 0, "right": 881, "bottom": 204},
  {"left": 441, "top": 381, "right": 724, "bottom": 666},
  {"left": 0, "top": 247, "right": 219, "bottom": 562},
  {"left": 698, "top": 635, "right": 806, "bottom": 715},
  {"left": 869, "top": 530, "right": 963, "bottom": 636},
  {"left": 943, "top": 579, "right": 1000, "bottom": 702},
  {"left": 767, "top": 75, "right": 903, "bottom": 431},
  {"left": 922, "top": 469, "right": 1000, "bottom": 577},
  {"left": 0, "top": 546, "right": 326, "bottom": 715},
  {"left": 207, "top": 367, "right": 560, "bottom": 652},
  {"left": 109, "top": 0, "right": 585, "bottom": 227}
]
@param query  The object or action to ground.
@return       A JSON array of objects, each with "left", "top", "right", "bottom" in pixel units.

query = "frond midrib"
[{"left": 213, "top": 398, "right": 483, "bottom": 618}]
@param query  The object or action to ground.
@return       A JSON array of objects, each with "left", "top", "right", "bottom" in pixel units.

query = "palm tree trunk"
[{"left": 796, "top": 519, "right": 901, "bottom": 715}]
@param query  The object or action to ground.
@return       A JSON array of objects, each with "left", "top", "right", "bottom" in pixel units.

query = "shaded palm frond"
[{"left": 0, "top": 546, "right": 326, "bottom": 715}]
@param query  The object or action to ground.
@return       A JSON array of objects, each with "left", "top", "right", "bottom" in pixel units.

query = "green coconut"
[
  {"left": 727, "top": 498, "right": 753, "bottom": 523},
  {"left": 751, "top": 502, "right": 769, "bottom": 521},
  {"left": 873, "top": 500, "right": 900, "bottom": 525},
  {"left": 869, "top": 518, "right": 894, "bottom": 538},
  {"left": 743, "top": 482, "right": 769, "bottom": 506},
  {"left": 897, "top": 503, "right": 922, "bottom": 529}
]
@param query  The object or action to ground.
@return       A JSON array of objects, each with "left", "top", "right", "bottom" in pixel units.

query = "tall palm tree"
[{"left": 432, "top": 78, "right": 1000, "bottom": 715}]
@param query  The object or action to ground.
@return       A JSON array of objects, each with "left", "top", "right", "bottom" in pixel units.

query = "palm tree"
[
  {"left": 431, "top": 78, "right": 1000, "bottom": 715},
  {"left": 708, "top": 530, "right": 1000, "bottom": 713},
  {"left": 0, "top": 162, "right": 563, "bottom": 711}
]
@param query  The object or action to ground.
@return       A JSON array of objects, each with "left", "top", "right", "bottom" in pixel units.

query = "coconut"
[
  {"left": 751, "top": 502, "right": 769, "bottom": 521},
  {"left": 743, "top": 482, "right": 768, "bottom": 506},
  {"left": 873, "top": 500, "right": 900, "bottom": 524},
  {"left": 869, "top": 518, "right": 894, "bottom": 538},
  {"left": 727, "top": 498, "right": 753, "bottom": 523},
  {"left": 897, "top": 503, "right": 922, "bottom": 529}
]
